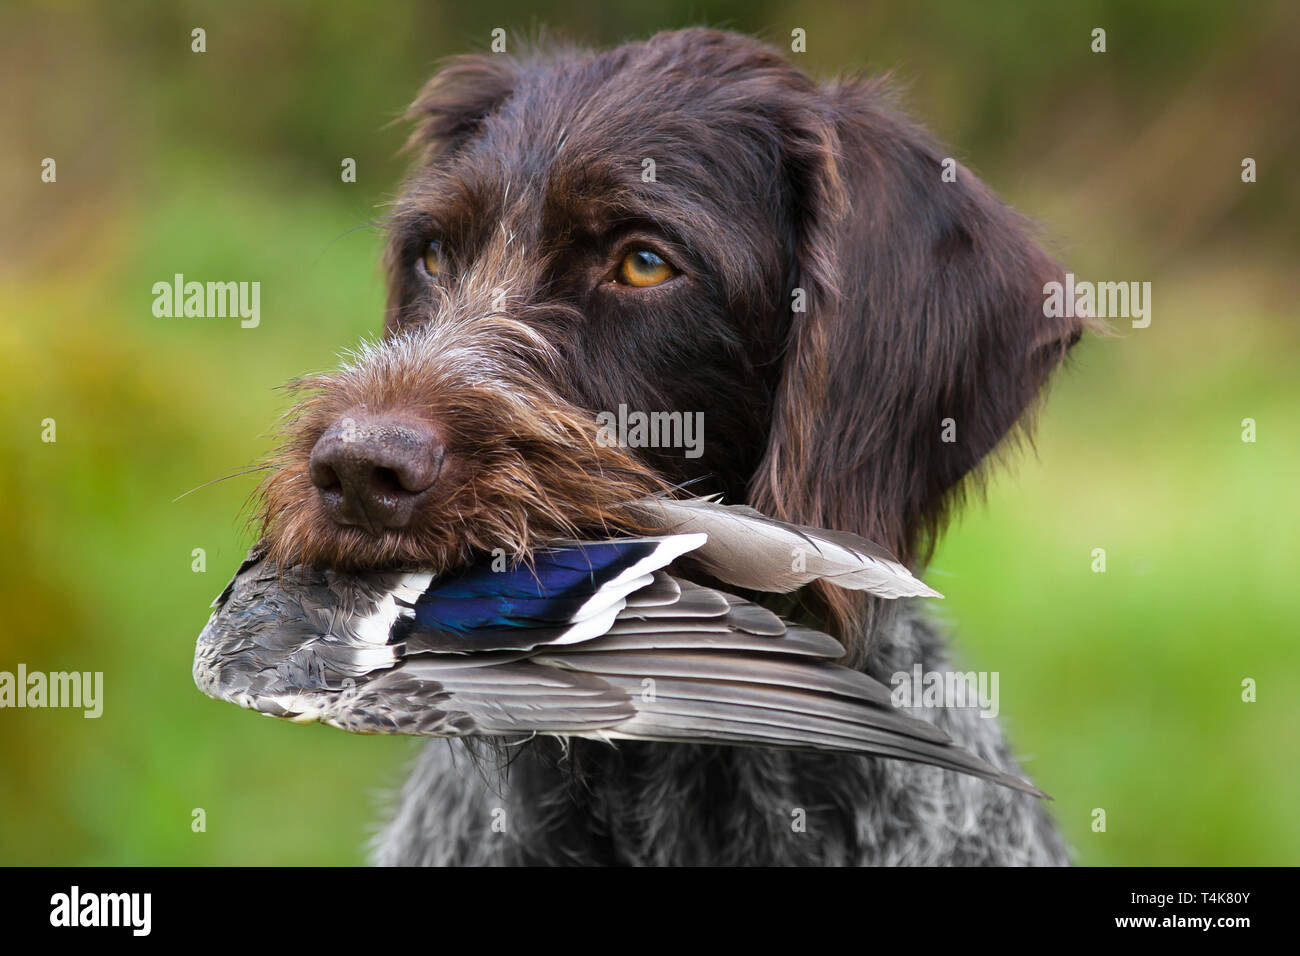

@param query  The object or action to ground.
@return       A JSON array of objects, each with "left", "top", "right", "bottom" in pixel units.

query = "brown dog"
[{"left": 258, "top": 28, "right": 1080, "bottom": 865}]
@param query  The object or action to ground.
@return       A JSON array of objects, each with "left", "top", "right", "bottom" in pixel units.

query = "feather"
[
  {"left": 623, "top": 572, "right": 681, "bottom": 608},
  {"left": 194, "top": 539, "right": 1043, "bottom": 797},
  {"left": 631, "top": 495, "right": 942, "bottom": 598},
  {"left": 396, "top": 534, "right": 706, "bottom": 652}
]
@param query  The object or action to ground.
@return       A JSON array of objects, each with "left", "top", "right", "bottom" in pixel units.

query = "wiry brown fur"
[{"left": 258, "top": 307, "right": 665, "bottom": 573}]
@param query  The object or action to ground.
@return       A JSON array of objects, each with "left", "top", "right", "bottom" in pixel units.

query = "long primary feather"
[{"left": 631, "top": 496, "right": 942, "bottom": 598}]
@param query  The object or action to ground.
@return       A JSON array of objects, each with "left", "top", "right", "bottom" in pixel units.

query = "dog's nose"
[{"left": 308, "top": 411, "right": 444, "bottom": 533}]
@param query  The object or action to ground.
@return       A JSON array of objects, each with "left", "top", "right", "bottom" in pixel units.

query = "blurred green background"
[{"left": 1, "top": 0, "right": 1296, "bottom": 865}]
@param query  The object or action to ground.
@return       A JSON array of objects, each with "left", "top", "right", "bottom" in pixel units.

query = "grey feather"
[
  {"left": 632, "top": 495, "right": 942, "bottom": 598},
  {"left": 622, "top": 572, "right": 681, "bottom": 607},
  {"left": 193, "top": 545, "right": 1040, "bottom": 796}
]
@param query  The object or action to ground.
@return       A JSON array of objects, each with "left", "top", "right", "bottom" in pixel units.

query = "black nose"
[{"left": 308, "top": 411, "right": 444, "bottom": 533}]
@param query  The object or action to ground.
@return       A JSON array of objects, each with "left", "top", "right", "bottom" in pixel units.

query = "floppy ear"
[
  {"left": 401, "top": 53, "right": 521, "bottom": 159},
  {"left": 752, "top": 76, "right": 1083, "bottom": 600}
]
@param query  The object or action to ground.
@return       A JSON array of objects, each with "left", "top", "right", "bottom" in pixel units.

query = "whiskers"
[{"left": 172, "top": 464, "right": 274, "bottom": 503}]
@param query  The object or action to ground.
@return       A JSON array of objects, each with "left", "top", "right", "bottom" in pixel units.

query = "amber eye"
[
  {"left": 616, "top": 248, "right": 675, "bottom": 287},
  {"left": 420, "top": 239, "right": 442, "bottom": 278}
]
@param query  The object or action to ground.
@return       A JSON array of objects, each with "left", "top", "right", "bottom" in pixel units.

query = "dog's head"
[{"left": 259, "top": 29, "right": 1083, "bottom": 640}]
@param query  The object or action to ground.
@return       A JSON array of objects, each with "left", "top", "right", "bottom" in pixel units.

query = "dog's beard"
[{"left": 257, "top": 316, "right": 665, "bottom": 573}]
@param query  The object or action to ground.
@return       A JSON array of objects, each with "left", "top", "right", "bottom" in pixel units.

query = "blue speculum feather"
[{"left": 407, "top": 540, "right": 660, "bottom": 633}]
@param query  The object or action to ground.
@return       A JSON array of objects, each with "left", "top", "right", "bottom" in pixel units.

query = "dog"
[{"left": 256, "top": 28, "right": 1082, "bottom": 865}]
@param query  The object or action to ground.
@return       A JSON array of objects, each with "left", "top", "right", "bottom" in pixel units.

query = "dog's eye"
[
  {"left": 616, "top": 249, "right": 675, "bottom": 287},
  {"left": 419, "top": 240, "right": 442, "bottom": 278}
]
